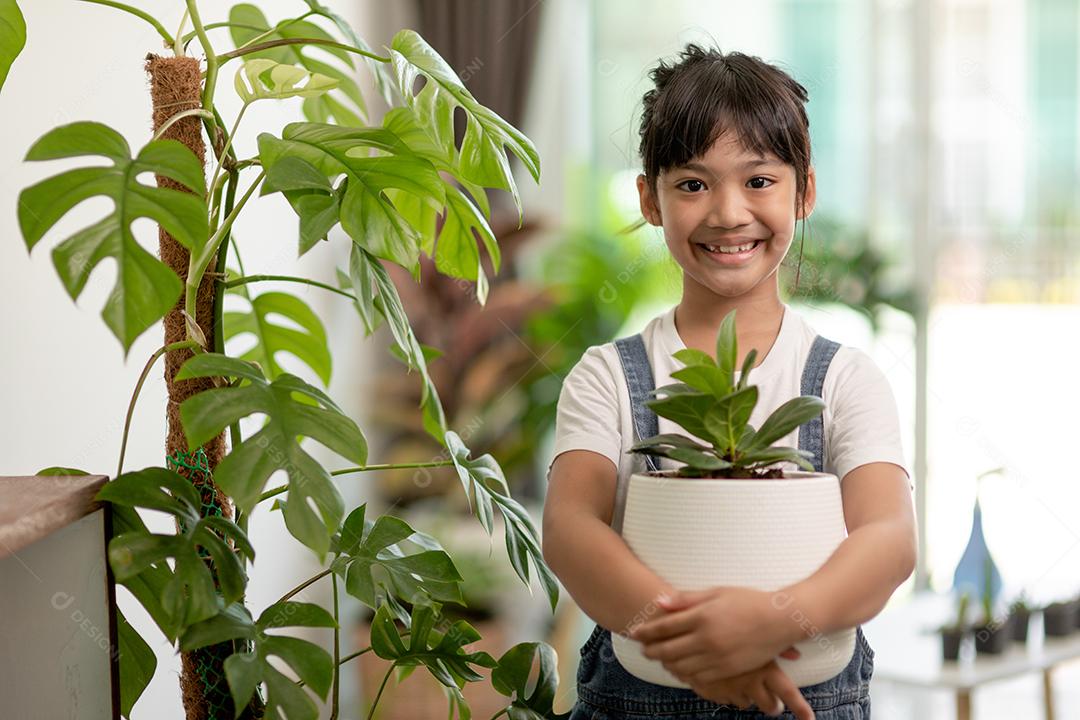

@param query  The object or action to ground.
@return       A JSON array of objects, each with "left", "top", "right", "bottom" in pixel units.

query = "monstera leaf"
[
  {"left": 331, "top": 504, "right": 464, "bottom": 608},
  {"left": 17, "top": 122, "right": 208, "bottom": 352},
  {"left": 388, "top": 29, "right": 540, "bottom": 224},
  {"left": 229, "top": 3, "right": 368, "bottom": 126},
  {"left": 259, "top": 122, "right": 444, "bottom": 272},
  {"left": 234, "top": 58, "right": 339, "bottom": 103},
  {"left": 224, "top": 288, "right": 332, "bottom": 385},
  {"left": 0, "top": 0, "right": 24, "bottom": 93},
  {"left": 491, "top": 643, "right": 571, "bottom": 720},
  {"left": 181, "top": 601, "right": 336, "bottom": 720},
  {"left": 96, "top": 468, "right": 254, "bottom": 632},
  {"left": 445, "top": 431, "right": 558, "bottom": 613},
  {"left": 177, "top": 353, "right": 367, "bottom": 558},
  {"left": 116, "top": 609, "right": 156, "bottom": 719},
  {"left": 299, "top": 0, "right": 396, "bottom": 106}
]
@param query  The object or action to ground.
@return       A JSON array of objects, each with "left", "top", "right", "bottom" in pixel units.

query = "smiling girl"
[{"left": 543, "top": 44, "right": 917, "bottom": 719}]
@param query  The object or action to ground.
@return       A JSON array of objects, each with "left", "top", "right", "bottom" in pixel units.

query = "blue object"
[{"left": 952, "top": 498, "right": 1002, "bottom": 605}]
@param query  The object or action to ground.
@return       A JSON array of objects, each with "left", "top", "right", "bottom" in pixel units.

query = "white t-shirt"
[{"left": 548, "top": 302, "right": 912, "bottom": 493}]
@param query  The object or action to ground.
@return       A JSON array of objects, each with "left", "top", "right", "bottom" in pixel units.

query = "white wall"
[{"left": 0, "top": 2, "right": 414, "bottom": 717}]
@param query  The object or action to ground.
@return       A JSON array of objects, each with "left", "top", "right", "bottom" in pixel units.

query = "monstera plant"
[{"left": 3, "top": 2, "right": 564, "bottom": 719}]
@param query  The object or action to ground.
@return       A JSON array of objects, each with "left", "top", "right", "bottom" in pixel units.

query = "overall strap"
[
  {"left": 612, "top": 333, "right": 660, "bottom": 535},
  {"left": 798, "top": 334, "right": 842, "bottom": 473}
]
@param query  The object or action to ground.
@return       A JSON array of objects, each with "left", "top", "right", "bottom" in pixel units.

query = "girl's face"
[{"left": 637, "top": 130, "right": 815, "bottom": 301}]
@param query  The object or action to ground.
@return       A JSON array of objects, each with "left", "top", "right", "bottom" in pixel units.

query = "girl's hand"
[
  {"left": 687, "top": 659, "right": 816, "bottom": 720},
  {"left": 627, "top": 586, "right": 801, "bottom": 680}
]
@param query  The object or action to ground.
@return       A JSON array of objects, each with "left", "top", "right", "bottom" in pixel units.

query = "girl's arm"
[
  {"left": 543, "top": 449, "right": 677, "bottom": 636},
  {"left": 775, "top": 461, "right": 917, "bottom": 636}
]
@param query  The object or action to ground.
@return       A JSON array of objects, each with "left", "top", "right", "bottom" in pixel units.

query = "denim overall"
[{"left": 569, "top": 333, "right": 875, "bottom": 720}]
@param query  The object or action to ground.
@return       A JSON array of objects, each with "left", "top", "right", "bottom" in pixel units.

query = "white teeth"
[{"left": 705, "top": 241, "right": 758, "bottom": 254}]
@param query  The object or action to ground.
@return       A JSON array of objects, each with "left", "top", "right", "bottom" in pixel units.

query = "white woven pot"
[{"left": 612, "top": 470, "right": 855, "bottom": 688}]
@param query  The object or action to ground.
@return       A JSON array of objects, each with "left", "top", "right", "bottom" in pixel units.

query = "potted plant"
[
  {"left": 937, "top": 591, "right": 971, "bottom": 662},
  {"left": 1008, "top": 591, "right": 1032, "bottom": 643},
  {"left": 610, "top": 308, "right": 851, "bottom": 688},
  {"left": 1043, "top": 595, "right": 1080, "bottom": 637},
  {"left": 2, "top": 3, "right": 568, "bottom": 719},
  {"left": 972, "top": 556, "right": 1012, "bottom": 655}
]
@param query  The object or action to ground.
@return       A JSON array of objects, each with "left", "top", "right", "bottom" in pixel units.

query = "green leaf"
[
  {"left": 490, "top": 642, "right": 571, "bottom": 719},
  {"left": 445, "top": 431, "right": 559, "bottom": 613},
  {"left": 35, "top": 466, "right": 90, "bottom": 476},
  {"left": 116, "top": 609, "right": 156, "bottom": 718},
  {"left": 645, "top": 392, "right": 715, "bottom": 443},
  {"left": 235, "top": 58, "right": 339, "bottom": 102},
  {"left": 348, "top": 244, "right": 448, "bottom": 441},
  {"left": 702, "top": 386, "right": 758, "bottom": 451},
  {"left": 259, "top": 123, "right": 445, "bottom": 271},
  {"left": 672, "top": 348, "right": 715, "bottom": 367},
  {"left": 715, "top": 310, "right": 738, "bottom": 385},
  {"left": 742, "top": 396, "right": 826, "bottom": 455},
  {"left": 0, "top": 0, "right": 25, "bottom": 94},
  {"left": 262, "top": 156, "right": 340, "bottom": 255},
  {"left": 737, "top": 348, "right": 758, "bottom": 390},
  {"left": 110, "top": 506, "right": 179, "bottom": 641},
  {"left": 18, "top": 122, "right": 207, "bottom": 353},
  {"left": 368, "top": 601, "right": 497, "bottom": 687},
  {"left": 432, "top": 183, "right": 499, "bottom": 305},
  {"left": 299, "top": 0, "right": 397, "bottom": 107},
  {"left": 228, "top": 4, "right": 367, "bottom": 125},
  {"left": 389, "top": 29, "right": 540, "bottom": 224},
  {"left": 97, "top": 468, "right": 254, "bottom": 631},
  {"left": 629, "top": 444, "right": 732, "bottom": 470},
  {"left": 629, "top": 433, "right": 713, "bottom": 453},
  {"left": 739, "top": 446, "right": 816, "bottom": 472},
  {"left": 177, "top": 353, "right": 367, "bottom": 558},
  {"left": 224, "top": 289, "right": 332, "bottom": 385},
  {"left": 670, "top": 364, "right": 732, "bottom": 399},
  {"left": 185, "top": 601, "right": 335, "bottom": 719},
  {"left": 382, "top": 105, "right": 492, "bottom": 221},
  {"left": 335, "top": 505, "right": 464, "bottom": 607}
]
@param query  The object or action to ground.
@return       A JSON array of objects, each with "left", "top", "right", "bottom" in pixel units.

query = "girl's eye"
[
  {"left": 747, "top": 177, "right": 774, "bottom": 189},
  {"left": 678, "top": 179, "right": 706, "bottom": 193}
]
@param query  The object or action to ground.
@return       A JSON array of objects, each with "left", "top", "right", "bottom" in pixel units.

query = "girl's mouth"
[{"left": 695, "top": 240, "right": 763, "bottom": 265}]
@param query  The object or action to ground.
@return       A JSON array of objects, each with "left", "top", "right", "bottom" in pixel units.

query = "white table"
[{"left": 862, "top": 591, "right": 1080, "bottom": 719}]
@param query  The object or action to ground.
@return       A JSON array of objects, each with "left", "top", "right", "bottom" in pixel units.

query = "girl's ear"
[
  {"left": 798, "top": 166, "right": 817, "bottom": 220},
  {"left": 636, "top": 173, "right": 662, "bottom": 226}
]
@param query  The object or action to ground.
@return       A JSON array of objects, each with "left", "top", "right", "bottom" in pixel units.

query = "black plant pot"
[
  {"left": 973, "top": 615, "right": 1013, "bottom": 655},
  {"left": 941, "top": 627, "right": 965, "bottom": 661},
  {"left": 1010, "top": 608, "right": 1030, "bottom": 642},
  {"left": 1044, "top": 601, "right": 1079, "bottom": 637}
]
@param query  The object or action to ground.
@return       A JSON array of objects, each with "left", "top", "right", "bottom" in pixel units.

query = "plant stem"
[
  {"left": 208, "top": 104, "right": 249, "bottom": 213},
  {"left": 116, "top": 340, "right": 200, "bottom": 478},
  {"left": 182, "top": 22, "right": 265, "bottom": 51},
  {"left": 151, "top": 108, "right": 215, "bottom": 141},
  {"left": 185, "top": 0, "right": 218, "bottom": 141},
  {"left": 186, "top": 170, "right": 265, "bottom": 332},
  {"left": 217, "top": 37, "right": 391, "bottom": 65},
  {"left": 330, "top": 573, "right": 341, "bottom": 720},
  {"left": 232, "top": 10, "right": 317, "bottom": 52},
  {"left": 366, "top": 663, "right": 397, "bottom": 720},
  {"left": 172, "top": 8, "right": 189, "bottom": 56},
  {"left": 77, "top": 0, "right": 174, "bottom": 46},
  {"left": 225, "top": 274, "right": 358, "bottom": 301},
  {"left": 257, "top": 460, "right": 457, "bottom": 504},
  {"left": 276, "top": 568, "right": 332, "bottom": 605}
]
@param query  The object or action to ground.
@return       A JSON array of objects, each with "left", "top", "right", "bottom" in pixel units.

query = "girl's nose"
[{"left": 705, "top": 186, "right": 754, "bottom": 229}]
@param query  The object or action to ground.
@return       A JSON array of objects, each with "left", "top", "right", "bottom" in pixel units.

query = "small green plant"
[
  {"left": 942, "top": 590, "right": 971, "bottom": 632},
  {"left": 629, "top": 309, "right": 826, "bottom": 478},
  {"left": 1009, "top": 590, "right": 1032, "bottom": 614}
]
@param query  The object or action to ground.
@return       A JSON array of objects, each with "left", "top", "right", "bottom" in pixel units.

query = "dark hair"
[{"left": 624, "top": 43, "right": 812, "bottom": 287}]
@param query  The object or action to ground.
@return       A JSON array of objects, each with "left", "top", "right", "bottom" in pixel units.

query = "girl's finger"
[
  {"left": 643, "top": 632, "right": 707, "bottom": 664},
  {"left": 763, "top": 665, "right": 815, "bottom": 720},
  {"left": 630, "top": 607, "right": 699, "bottom": 643},
  {"left": 779, "top": 646, "right": 801, "bottom": 660},
  {"left": 749, "top": 677, "right": 785, "bottom": 718}
]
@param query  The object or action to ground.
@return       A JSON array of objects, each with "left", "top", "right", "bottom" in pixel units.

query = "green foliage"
[
  {"left": 17, "top": 122, "right": 207, "bottom": 353},
  {"left": 177, "top": 353, "right": 366, "bottom": 559},
  {"left": 223, "top": 288, "right": 332, "bottom": 385},
  {"left": 0, "top": 0, "right": 24, "bottom": 93},
  {"left": 181, "top": 601, "right": 336, "bottom": 720},
  {"left": 490, "top": 643, "right": 571, "bottom": 720},
  {"left": 18, "top": 4, "right": 565, "bottom": 718},
  {"left": 331, "top": 504, "right": 465, "bottom": 608},
  {"left": 631, "top": 309, "right": 826, "bottom": 478},
  {"left": 96, "top": 468, "right": 254, "bottom": 636}
]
